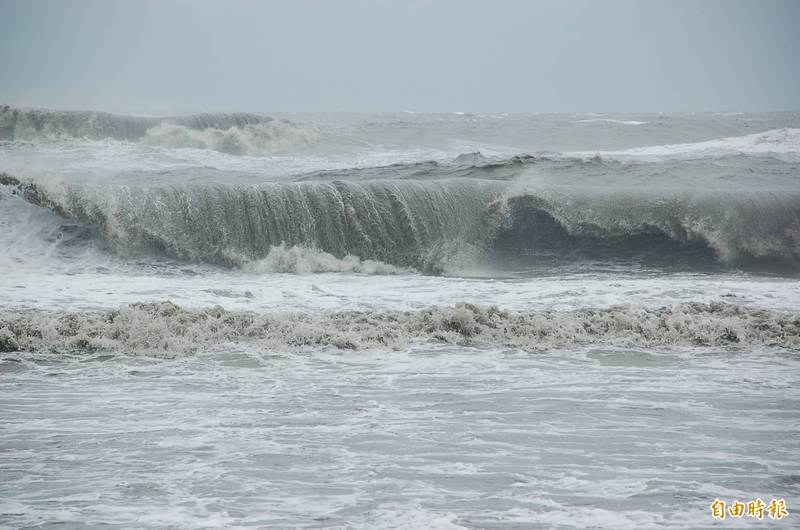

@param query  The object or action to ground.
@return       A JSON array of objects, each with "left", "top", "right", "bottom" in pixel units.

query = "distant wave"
[
  {"left": 1, "top": 301, "right": 797, "bottom": 356},
  {"left": 140, "top": 121, "right": 316, "bottom": 155},
  {"left": 4, "top": 106, "right": 798, "bottom": 160},
  {"left": 0, "top": 105, "right": 270, "bottom": 140},
  {"left": 572, "top": 118, "right": 647, "bottom": 125},
  {"left": 295, "top": 129, "right": 800, "bottom": 183},
  {"left": 589, "top": 128, "right": 800, "bottom": 158},
  {"left": 2, "top": 172, "right": 799, "bottom": 272},
  {"left": 0, "top": 105, "right": 314, "bottom": 154}
]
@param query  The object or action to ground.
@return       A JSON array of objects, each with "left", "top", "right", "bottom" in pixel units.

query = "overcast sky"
[{"left": 1, "top": 0, "right": 798, "bottom": 113}]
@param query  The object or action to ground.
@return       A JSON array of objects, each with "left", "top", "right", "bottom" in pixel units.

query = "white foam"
[
  {"left": 3, "top": 338, "right": 796, "bottom": 529},
  {"left": 2, "top": 301, "right": 797, "bottom": 357},
  {"left": 358, "top": 505, "right": 468, "bottom": 530},
  {"left": 243, "top": 244, "right": 408, "bottom": 274}
]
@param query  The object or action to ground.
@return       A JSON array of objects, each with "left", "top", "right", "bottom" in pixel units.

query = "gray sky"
[{"left": 1, "top": 0, "right": 798, "bottom": 113}]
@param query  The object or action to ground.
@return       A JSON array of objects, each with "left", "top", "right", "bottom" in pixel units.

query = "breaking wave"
[
  {"left": 2, "top": 172, "right": 799, "bottom": 272},
  {"left": 0, "top": 105, "right": 314, "bottom": 154},
  {"left": 1, "top": 301, "right": 797, "bottom": 356}
]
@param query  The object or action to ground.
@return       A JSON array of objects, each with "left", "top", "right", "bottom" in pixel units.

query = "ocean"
[{"left": 1, "top": 107, "right": 799, "bottom": 528}]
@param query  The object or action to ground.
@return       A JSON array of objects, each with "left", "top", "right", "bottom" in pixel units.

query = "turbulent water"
[{"left": 1, "top": 107, "right": 799, "bottom": 528}]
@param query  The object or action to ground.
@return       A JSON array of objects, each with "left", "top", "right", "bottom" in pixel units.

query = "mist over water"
[{"left": 2, "top": 107, "right": 799, "bottom": 528}]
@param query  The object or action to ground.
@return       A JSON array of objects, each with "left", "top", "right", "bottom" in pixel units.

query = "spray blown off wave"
[
  {"left": 0, "top": 106, "right": 313, "bottom": 154},
  {"left": 1, "top": 301, "right": 797, "bottom": 357}
]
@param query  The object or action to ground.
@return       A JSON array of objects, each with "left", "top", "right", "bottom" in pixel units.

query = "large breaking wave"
[
  {"left": 1, "top": 301, "right": 797, "bottom": 356},
  {"left": 2, "top": 171, "right": 798, "bottom": 273}
]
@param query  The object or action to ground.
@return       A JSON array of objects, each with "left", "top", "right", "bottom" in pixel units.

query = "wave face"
[
  {"left": 2, "top": 171, "right": 799, "bottom": 272},
  {"left": 1, "top": 301, "right": 797, "bottom": 356}
]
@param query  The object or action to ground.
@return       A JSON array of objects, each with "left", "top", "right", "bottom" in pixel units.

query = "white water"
[{"left": 2, "top": 345, "right": 798, "bottom": 528}]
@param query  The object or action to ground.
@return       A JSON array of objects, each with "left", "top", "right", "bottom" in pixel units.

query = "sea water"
[{"left": 1, "top": 108, "right": 799, "bottom": 528}]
